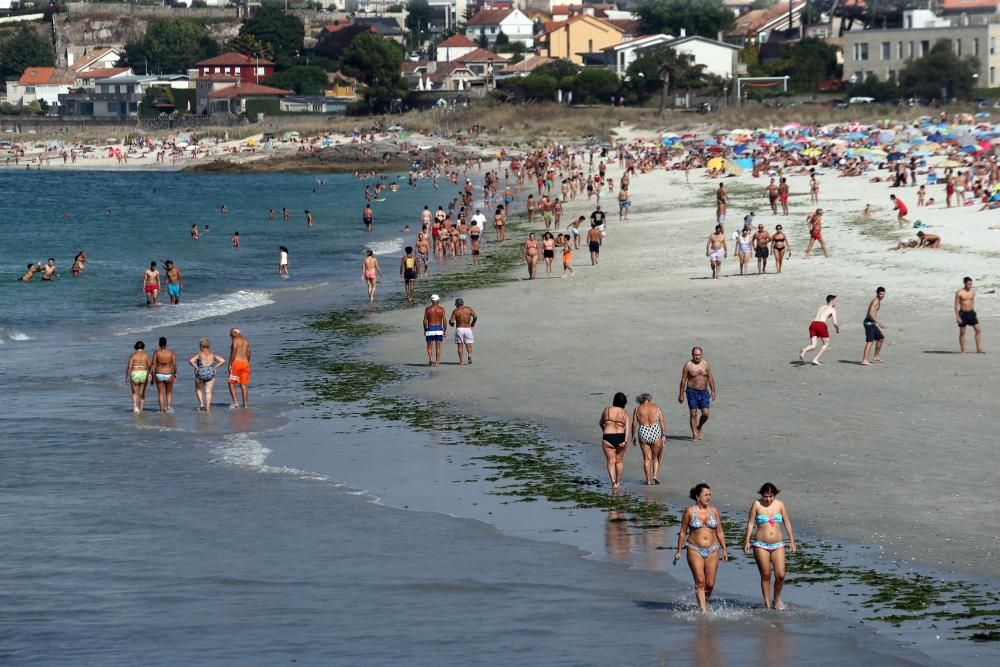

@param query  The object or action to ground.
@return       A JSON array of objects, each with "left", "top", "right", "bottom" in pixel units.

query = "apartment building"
[{"left": 842, "top": 9, "right": 1000, "bottom": 86}]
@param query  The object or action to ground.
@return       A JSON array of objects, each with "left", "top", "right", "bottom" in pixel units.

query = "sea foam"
[{"left": 117, "top": 289, "right": 274, "bottom": 335}]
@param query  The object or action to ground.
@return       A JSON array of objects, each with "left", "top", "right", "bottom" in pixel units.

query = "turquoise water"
[{"left": 0, "top": 169, "right": 955, "bottom": 665}]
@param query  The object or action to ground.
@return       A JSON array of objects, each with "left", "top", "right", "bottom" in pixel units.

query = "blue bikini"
[
  {"left": 686, "top": 507, "right": 722, "bottom": 559},
  {"left": 752, "top": 513, "right": 786, "bottom": 551}
]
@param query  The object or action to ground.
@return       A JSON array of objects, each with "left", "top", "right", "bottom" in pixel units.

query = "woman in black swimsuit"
[
  {"left": 599, "top": 392, "right": 631, "bottom": 490},
  {"left": 771, "top": 224, "right": 789, "bottom": 273}
]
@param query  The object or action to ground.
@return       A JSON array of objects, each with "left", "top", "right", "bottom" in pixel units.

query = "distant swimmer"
[
  {"left": 151, "top": 336, "right": 177, "bottom": 413},
  {"left": 706, "top": 224, "right": 727, "bottom": 279},
  {"left": 164, "top": 260, "right": 183, "bottom": 305},
  {"left": 448, "top": 297, "right": 477, "bottom": 365},
  {"left": 305, "top": 210, "right": 313, "bottom": 227},
  {"left": 191, "top": 224, "right": 199, "bottom": 240},
  {"left": 268, "top": 209, "right": 276, "bottom": 220},
  {"left": 799, "top": 295, "right": 840, "bottom": 365},
  {"left": 232, "top": 231, "right": 240, "bottom": 248},
  {"left": 220, "top": 204, "right": 229, "bottom": 214},
  {"left": 956, "top": 277, "right": 984, "bottom": 353},
  {"left": 71, "top": 250, "right": 87, "bottom": 276},
  {"left": 678, "top": 347, "right": 716, "bottom": 441},
  {"left": 40, "top": 258, "right": 58, "bottom": 281},
  {"left": 362, "top": 249, "right": 383, "bottom": 302},
  {"left": 279, "top": 245, "right": 289, "bottom": 276},
  {"left": 143, "top": 261, "right": 161, "bottom": 306},
  {"left": 125, "top": 340, "right": 150, "bottom": 414},
  {"left": 423, "top": 294, "right": 446, "bottom": 367},
  {"left": 742, "top": 482, "right": 797, "bottom": 611},
  {"left": 363, "top": 204, "right": 374, "bottom": 232},
  {"left": 227, "top": 328, "right": 251, "bottom": 408},
  {"left": 18, "top": 263, "right": 40, "bottom": 282},
  {"left": 675, "top": 483, "right": 728, "bottom": 613},
  {"left": 861, "top": 287, "right": 887, "bottom": 366},
  {"left": 282, "top": 208, "right": 290, "bottom": 220}
]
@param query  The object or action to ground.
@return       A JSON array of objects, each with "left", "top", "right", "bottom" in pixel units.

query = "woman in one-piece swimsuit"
[{"left": 632, "top": 392, "right": 666, "bottom": 485}]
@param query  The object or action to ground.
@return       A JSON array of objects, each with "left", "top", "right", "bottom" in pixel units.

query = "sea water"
[{"left": 0, "top": 170, "right": 956, "bottom": 665}]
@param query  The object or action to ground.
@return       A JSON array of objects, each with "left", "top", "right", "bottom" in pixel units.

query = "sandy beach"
[{"left": 365, "top": 128, "right": 999, "bottom": 580}]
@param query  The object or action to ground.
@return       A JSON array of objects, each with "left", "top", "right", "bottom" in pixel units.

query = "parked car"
[{"left": 849, "top": 96, "right": 875, "bottom": 105}]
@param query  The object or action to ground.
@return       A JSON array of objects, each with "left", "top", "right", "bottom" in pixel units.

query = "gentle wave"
[
  {"left": 367, "top": 237, "right": 406, "bottom": 256},
  {"left": 0, "top": 327, "right": 31, "bottom": 344},
  {"left": 115, "top": 289, "right": 274, "bottom": 335},
  {"left": 211, "top": 433, "right": 329, "bottom": 481}
]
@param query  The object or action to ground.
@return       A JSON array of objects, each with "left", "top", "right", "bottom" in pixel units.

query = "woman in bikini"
[
  {"left": 523, "top": 233, "right": 540, "bottom": 280},
  {"left": 188, "top": 338, "right": 226, "bottom": 413},
  {"left": 598, "top": 392, "right": 631, "bottom": 490},
  {"left": 362, "top": 249, "right": 383, "bottom": 302},
  {"left": 675, "top": 482, "right": 728, "bottom": 613},
  {"left": 632, "top": 393, "right": 666, "bottom": 485},
  {"left": 743, "top": 482, "right": 796, "bottom": 610},
  {"left": 125, "top": 340, "right": 150, "bottom": 414},
  {"left": 541, "top": 232, "right": 556, "bottom": 278},
  {"left": 770, "top": 224, "right": 790, "bottom": 273}
]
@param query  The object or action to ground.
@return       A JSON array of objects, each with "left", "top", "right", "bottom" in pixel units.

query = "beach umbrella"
[
  {"left": 913, "top": 150, "right": 932, "bottom": 157},
  {"left": 928, "top": 132, "right": 944, "bottom": 142},
  {"left": 962, "top": 144, "right": 981, "bottom": 153},
  {"left": 878, "top": 130, "right": 895, "bottom": 142},
  {"left": 707, "top": 145, "right": 725, "bottom": 155},
  {"left": 723, "top": 159, "right": 743, "bottom": 176},
  {"left": 887, "top": 152, "right": 905, "bottom": 161},
  {"left": 783, "top": 143, "right": 804, "bottom": 151},
  {"left": 705, "top": 138, "right": 718, "bottom": 146},
  {"left": 707, "top": 156, "right": 725, "bottom": 170},
  {"left": 937, "top": 158, "right": 962, "bottom": 167},
  {"left": 893, "top": 143, "right": 911, "bottom": 152},
  {"left": 844, "top": 132, "right": 865, "bottom": 140}
]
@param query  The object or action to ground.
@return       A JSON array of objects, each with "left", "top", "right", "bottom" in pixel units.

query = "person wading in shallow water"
[{"left": 676, "top": 483, "right": 728, "bottom": 613}]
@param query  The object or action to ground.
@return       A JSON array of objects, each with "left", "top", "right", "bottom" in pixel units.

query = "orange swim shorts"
[{"left": 228, "top": 359, "right": 250, "bottom": 385}]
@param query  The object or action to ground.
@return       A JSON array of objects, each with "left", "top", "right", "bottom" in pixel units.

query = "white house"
[
  {"left": 69, "top": 47, "right": 123, "bottom": 73},
  {"left": 604, "top": 34, "right": 674, "bottom": 77},
  {"left": 668, "top": 36, "right": 742, "bottom": 80},
  {"left": 436, "top": 33, "right": 478, "bottom": 62},
  {"left": 465, "top": 8, "right": 534, "bottom": 47},
  {"left": 5, "top": 67, "right": 77, "bottom": 108}
]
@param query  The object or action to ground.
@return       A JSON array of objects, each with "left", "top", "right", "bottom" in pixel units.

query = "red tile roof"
[
  {"left": 939, "top": 0, "right": 998, "bottom": 10},
  {"left": 197, "top": 73, "right": 240, "bottom": 82},
  {"left": 206, "top": 83, "right": 291, "bottom": 99},
  {"left": 604, "top": 18, "right": 640, "bottom": 36},
  {"left": 438, "top": 34, "right": 477, "bottom": 47},
  {"left": 78, "top": 67, "right": 131, "bottom": 80},
  {"left": 71, "top": 47, "right": 121, "bottom": 73},
  {"left": 18, "top": 67, "right": 76, "bottom": 86},
  {"left": 197, "top": 52, "right": 274, "bottom": 67},
  {"left": 454, "top": 48, "right": 509, "bottom": 63},
  {"left": 466, "top": 8, "right": 515, "bottom": 25}
]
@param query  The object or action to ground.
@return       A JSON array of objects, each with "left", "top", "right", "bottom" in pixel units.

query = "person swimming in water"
[{"left": 742, "top": 482, "right": 796, "bottom": 610}]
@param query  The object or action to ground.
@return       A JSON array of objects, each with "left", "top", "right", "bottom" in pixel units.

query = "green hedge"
[{"left": 244, "top": 97, "right": 281, "bottom": 122}]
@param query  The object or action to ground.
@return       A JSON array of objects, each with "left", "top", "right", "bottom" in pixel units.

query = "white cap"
[{"left": 431, "top": 294, "right": 440, "bottom": 301}]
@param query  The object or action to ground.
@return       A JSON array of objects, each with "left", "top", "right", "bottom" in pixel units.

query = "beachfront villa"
[
  {"left": 5, "top": 67, "right": 77, "bottom": 109},
  {"left": 465, "top": 8, "right": 534, "bottom": 47},
  {"left": 537, "top": 13, "right": 625, "bottom": 65},
  {"left": 202, "top": 82, "right": 293, "bottom": 116},
  {"left": 58, "top": 74, "right": 158, "bottom": 119},
  {"left": 193, "top": 52, "right": 275, "bottom": 85}
]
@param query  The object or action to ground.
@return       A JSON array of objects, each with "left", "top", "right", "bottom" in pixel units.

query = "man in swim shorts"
[
  {"left": 955, "top": 276, "right": 984, "bottom": 353},
  {"left": 805, "top": 209, "right": 829, "bottom": 258},
  {"left": 706, "top": 225, "right": 727, "bottom": 279},
  {"left": 678, "top": 347, "right": 716, "bottom": 441},
  {"left": 423, "top": 294, "right": 446, "bottom": 367},
  {"left": 164, "top": 260, "right": 183, "bottom": 305},
  {"left": 753, "top": 224, "right": 771, "bottom": 274},
  {"left": 587, "top": 222, "right": 602, "bottom": 265},
  {"left": 861, "top": 287, "right": 886, "bottom": 365},
  {"left": 799, "top": 294, "right": 840, "bottom": 365},
  {"left": 227, "top": 328, "right": 251, "bottom": 408},
  {"left": 143, "top": 261, "right": 161, "bottom": 306},
  {"left": 449, "top": 297, "right": 478, "bottom": 366}
]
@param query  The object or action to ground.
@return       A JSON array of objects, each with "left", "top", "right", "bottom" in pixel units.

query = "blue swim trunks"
[
  {"left": 167, "top": 284, "right": 181, "bottom": 297},
  {"left": 424, "top": 325, "right": 444, "bottom": 342},
  {"left": 686, "top": 387, "right": 711, "bottom": 410}
]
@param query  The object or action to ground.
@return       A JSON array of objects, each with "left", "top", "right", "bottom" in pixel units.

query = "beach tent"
[
  {"left": 723, "top": 159, "right": 743, "bottom": 176},
  {"left": 707, "top": 156, "right": 725, "bottom": 170}
]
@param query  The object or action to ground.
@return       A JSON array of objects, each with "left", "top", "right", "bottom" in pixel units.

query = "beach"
[{"left": 3, "top": 123, "right": 1000, "bottom": 664}]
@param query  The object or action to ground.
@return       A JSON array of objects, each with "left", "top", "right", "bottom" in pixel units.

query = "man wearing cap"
[
  {"left": 449, "top": 298, "right": 478, "bottom": 365},
  {"left": 423, "top": 295, "right": 447, "bottom": 367},
  {"left": 590, "top": 204, "right": 606, "bottom": 231}
]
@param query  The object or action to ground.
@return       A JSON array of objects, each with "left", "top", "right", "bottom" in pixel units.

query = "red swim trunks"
[
  {"left": 144, "top": 284, "right": 158, "bottom": 293},
  {"left": 810, "top": 228, "right": 822, "bottom": 240},
  {"left": 808, "top": 321, "right": 830, "bottom": 339}
]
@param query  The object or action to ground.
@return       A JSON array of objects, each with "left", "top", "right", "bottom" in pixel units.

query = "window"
[
  {"left": 214, "top": 67, "right": 221, "bottom": 73},
  {"left": 908, "top": 41, "right": 915, "bottom": 58},
  {"left": 865, "top": 70, "right": 874, "bottom": 80},
  {"left": 25, "top": 86, "right": 35, "bottom": 94},
  {"left": 888, "top": 70, "right": 897, "bottom": 82},
  {"left": 920, "top": 40, "right": 930, "bottom": 56},
  {"left": 224, "top": 67, "right": 231, "bottom": 74},
  {"left": 881, "top": 42, "right": 890, "bottom": 60},
  {"left": 588, "top": 39, "right": 593, "bottom": 53},
  {"left": 955, "top": 39, "right": 962, "bottom": 56},
  {"left": 992, "top": 66, "right": 996, "bottom": 85},
  {"left": 897, "top": 41, "right": 904, "bottom": 59},
  {"left": 975, "top": 38, "right": 980, "bottom": 56},
  {"left": 854, "top": 42, "right": 869, "bottom": 61}
]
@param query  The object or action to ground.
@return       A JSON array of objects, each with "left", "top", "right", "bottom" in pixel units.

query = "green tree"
[
  {"left": 534, "top": 59, "right": 581, "bottom": 81},
  {"left": 494, "top": 30, "right": 510, "bottom": 50},
  {"left": 899, "top": 39, "right": 977, "bottom": 100},
  {"left": 851, "top": 74, "right": 900, "bottom": 102},
  {"left": 121, "top": 18, "right": 218, "bottom": 74},
  {"left": 0, "top": 27, "right": 56, "bottom": 81},
  {"left": 405, "top": 0, "right": 433, "bottom": 38},
  {"left": 635, "top": 0, "right": 735, "bottom": 38},
  {"left": 498, "top": 73, "right": 557, "bottom": 101},
  {"left": 624, "top": 45, "right": 707, "bottom": 109},
  {"left": 240, "top": 5, "right": 305, "bottom": 62},
  {"left": 341, "top": 32, "right": 408, "bottom": 112},
  {"left": 571, "top": 68, "right": 621, "bottom": 104},
  {"left": 264, "top": 65, "right": 328, "bottom": 95},
  {"left": 224, "top": 33, "right": 275, "bottom": 61},
  {"left": 765, "top": 37, "right": 839, "bottom": 91}
]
